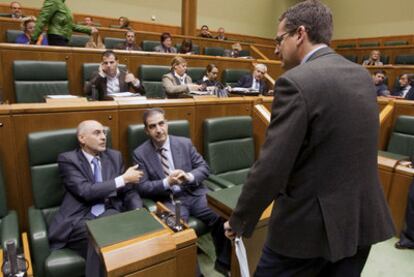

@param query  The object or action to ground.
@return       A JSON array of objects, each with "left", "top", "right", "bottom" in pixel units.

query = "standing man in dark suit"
[
  {"left": 224, "top": 1, "right": 394, "bottom": 276},
  {"left": 85, "top": 50, "right": 145, "bottom": 100},
  {"left": 132, "top": 108, "right": 230, "bottom": 276},
  {"left": 48, "top": 120, "right": 144, "bottom": 277},
  {"left": 391, "top": 73, "right": 414, "bottom": 100},
  {"left": 236, "top": 63, "right": 270, "bottom": 95}
]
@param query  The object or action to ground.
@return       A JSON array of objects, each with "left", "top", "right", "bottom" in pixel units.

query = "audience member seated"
[
  {"left": 83, "top": 16, "right": 94, "bottom": 27},
  {"left": 85, "top": 50, "right": 145, "bottom": 100},
  {"left": 372, "top": 70, "right": 389, "bottom": 96},
  {"left": 115, "top": 30, "right": 142, "bottom": 51},
  {"left": 224, "top": 42, "right": 242, "bottom": 58},
  {"left": 48, "top": 120, "right": 143, "bottom": 277},
  {"left": 198, "top": 64, "right": 225, "bottom": 89},
  {"left": 215, "top": 27, "right": 227, "bottom": 40},
  {"left": 132, "top": 108, "right": 230, "bottom": 276},
  {"left": 9, "top": 1, "right": 24, "bottom": 19},
  {"left": 199, "top": 24, "right": 213, "bottom": 38},
  {"left": 236, "top": 63, "right": 272, "bottom": 95},
  {"left": 16, "top": 17, "right": 48, "bottom": 45},
  {"left": 154, "top": 32, "right": 177, "bottom": 53},
  {"left": 162, "top": 56, "right": 202, "bottom": 98},
  {"left": 32, "top": 0, "right": 98, "bottom": 46},
  {"left": 85, "top": 32, "right": 105, "bottom": 49},
  {"left": 362, "top": 50, "right": 384, "bottom": 66},
  {"left": 118, "top": 16, "right": 131, "bottom": 30},
  {"left": 391, "top": 74, "right": 414, "bottom": 100},
  {"left": 179, "top": 39, "right": 194, "bottom": 54}
]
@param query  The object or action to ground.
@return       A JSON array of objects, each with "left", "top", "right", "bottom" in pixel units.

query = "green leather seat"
[
  {"left": 336, "top": 43, "right": 356, "bottom": 49},
  {"left": 175, "top": 43, "right": 200, "bottom": 54},
  {"left": 27, "top": 128, "right": 112, "bottom": 277},
  {"left": 140, "top": 40, "right": 160, "bottom": 52},
  {"left": 68, "top": 34, "right": 90, "bottom": 47},
  {"left": 6, "top": 29, "right": 24, "bottom": 43},
  {"left": 82, "top": 63, "right": 127, "bottom": 96},
  {"left": 204, "top": 47, "right": 225, "bottom": 56},
  {"left": 384, "top": 40, "right": 408, "bottom": 46},
  {"left": 395, "top": 55, "right": 414, "bottom": 65},
  {"left": 343, "top": 55, "right": 358, "bottom": 63},
  {"left": 221, "top": 68, "right": 250, "bottom": 87},
  {"left": 103, "top": 37, "right": 125, "bottom": 49},
  {"left": 362, "top": 55, "right": 389, "bottom": 65},
  {"left": 385, "top": 115, "right": 414, "bottom": 157},
  {"left": 239, "top": 49, "right": 250, "bottom": 57},
  {"left": 127, "top": 120, "right": 209, "bottom": 236},
  {"left": 359, "top": 41, "right": 380, "bottom": 47},
  {"left": 187, "top": 67, "right": 205, "bottom": 83},
  {"left": 203, "top": 116, "right": 255, "bottom": 188},
  {"left": 138, "top": 65, "right": 170, "bottom": 98},
  {"left": 13, "top": 60, "right": 69, "bottom": 103},
  {"left": 0, "top": 161, "right": 20, "bottom": 251}
]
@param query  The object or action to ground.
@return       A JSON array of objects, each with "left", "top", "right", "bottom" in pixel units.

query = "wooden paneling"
[
  {"left": 332, "top": 34, "right": 414, "bottom": 49},
  {"left": 252, "top": 104, "right": 270, "bottom": 158}
]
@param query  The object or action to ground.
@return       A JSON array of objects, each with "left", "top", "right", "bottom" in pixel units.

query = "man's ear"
[{"left": 295, "top": 25, "right": 307, "bottom": 47}]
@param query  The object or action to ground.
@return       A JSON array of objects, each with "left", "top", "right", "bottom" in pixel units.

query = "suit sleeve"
[
  {"left": 162, "top": 74, "right": 189, "bottom": 97},
  {"left": 57, "top": 154, "right": 117, "bottom": 202},
  {"left": 116, "top": 154, "right": 143, "bottom": 210},
  {"left": 182, "top": 143, "right": 209, "bottom": 189},
  {"left": 229, "top": 76, "right": 308, "bottom": 237}
]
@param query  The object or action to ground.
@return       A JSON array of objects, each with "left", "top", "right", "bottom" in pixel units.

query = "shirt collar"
[
  {"left": 107, "top": 68, "right": 120, "bottom": 80},
  {"left": 81, "top": 149, "right": 99, "bottom": 164},
  {"left": 174, "top": 71, "right": 187, "bottom": 83},
  {"left": 301, "top": 44, "right": 328, "bottom": 64},
  {"left": 154, "top": 136, "right": 171, "bottom": 152}
]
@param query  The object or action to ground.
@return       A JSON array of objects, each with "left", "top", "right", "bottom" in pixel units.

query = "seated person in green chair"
[
  {"left": 85, "top": 50, "right": 145, "bottom": 100},
  {"left": 48, "top": 120, "right": 144, "bottom": 277},
  {"left": 115, "top": 30, "right": 142, "bottom": 51},
  {"left": 132, "top": 108, "right": 230, "bottom": 276}
]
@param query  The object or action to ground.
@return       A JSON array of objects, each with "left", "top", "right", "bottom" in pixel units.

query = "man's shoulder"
[
  {"left": 134, "top": 140, "right": 153, "bottom": 155},
  {"left": 170, "top": 135, "right": 192, "bottom": 146}
]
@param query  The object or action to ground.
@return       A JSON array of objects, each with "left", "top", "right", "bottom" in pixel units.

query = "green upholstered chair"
[
  {"left": 13, "top": 60, "right": 69, "bottom": 103},
  {"left": 384, "top": 40, "right": 408, "bottom": 46},
  {"left": 103, "top": 37, "right": 124, "bottom": 49},
  {"left": 82, "top": 63, "right": 127, "bottom": 96},
  {"left": 383, "top": 115, "right": 414, "bottom": 158},
  {"left": 343, "top": 55, "right": 358, "bottom": 63},
  {"left": 0, "top": 161, "right": 20, "bottom": 251},
  {"left": 336, "top": 43, "right": 356, "bottom": 49},
  {"left": 221, "top": 68, "right": 250, "bottom": 87},
  {"left": 27, "top": 128, "right": 112, "bottom": 277},
  {"left": 175, "top": 43, "right": 200, "bottom": 54},
  {"left": 140, "top": 40, "right": 160, "bottom": 52},
  {"left": 6, "top": 29, "right": 23, "bottom": 43},
  {"left": 395, "top": 55, "right": 414, "bottom": 65},
  {"left": 204, "top": 47, "right": 225, "bottom": 56},
  {"left": 203, "top": 116, "right": 255, "bottom": 188},
  {"left": 362, "top": 55, "right": 389, "bottom": 65},
  {"left": 187, "top": 67, "right": 205, "bottom": 83},
  {"left": 358, "top": 41, "right": 380, "bottom": 47},
  {"left": 68, "top": 34, "right": 90, "bottom": 47},
  {"left": 239, "top": 49, "right": 251, "bottom": 57},
  {"left": 127, "top": 120, "right": 209, "bottom": 236},
  {"left": 138, "top": 65, "right": 170, "bottom": 98}
]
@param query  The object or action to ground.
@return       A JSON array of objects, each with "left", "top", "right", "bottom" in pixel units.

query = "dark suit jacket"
[
  {"left": 114, "top": 42, "right": 142, "bottom": 51},
  {"left": 48, "top": 148, "right": 142, "bottom": 249},
  {"left": 132, "top": 135, "right": 209, "bottom": 200},
  {"left": 229, "top": 47, "right": 394, "bottom": 262},
  {"left": 236, "top": 74, "right": 268, "bottom": 94},
  {"left": 84, "top": 70, "right": 145, "bottom": 100},
  {"left": 391, "top": 86, "right": 414, "bottom": 100}
]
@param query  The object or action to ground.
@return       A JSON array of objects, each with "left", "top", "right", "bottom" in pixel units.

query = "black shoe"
[
  {"left": 214, "top": 261, "right": 231, "bottom": 277},
  {"left": 394, "top": 241, "right": 414, "bottom": 250}
]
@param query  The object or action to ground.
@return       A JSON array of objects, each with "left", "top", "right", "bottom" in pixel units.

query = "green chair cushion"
[
  {"left": 239, "top": 49, "right": 250, "bottom": 57},
  {"left": 104, "top": 37, "right": 125, "bottom": 49},
  {"left": 138, "top": 65, "right": 170, "bottom": 98},
  {"left": 187, "top": 217, "right": 209, "bottom": 237},
  {"left": 68, "top": 34, "right": 89, "bottom": 47},
  {"left": 343, "top": 55, "right": 358, "bottom": 63},
  {"left": 204, "top": 47, "right": 225, "bottom": 56},
  {"left": 45, "top": 249, "right": 85, "bottom": 277},
  {"left": 15, "top": 82, "right": 69, "bottom": 103},
  {"left": 187, "top": 67, "right": 205, "bottom": 83},
  {"left": 387, "top": 116, "right": 414, "bottom": 156},
  {"left": 384, "top": 40, "right": 408, "bottom": 46},
  {"left": 1, "top": 210, "right": 19, "bottom": 250},
  {"left": 217, "top": 169, "right": 249, "bottom": 186},
  {"left": 204, "top": 116, "right": 253, "bottom": 142},
  {"left": 359, "top": 42, "right": 380, "bottom": 47},
  {"left": 221, "top": 69, "right": 250, "bottom": 87},
  {"left": 141, "top": 40, "right": 160, "bottom": 52},
  {"left": 395, "top": 55, "right": 414, "bottom": 65},
  {"left": 7, "top": 29, "right": 24, "bottom": 43},
  {"left": 336, "top": 43, "right": 356, "bottom": 49}
]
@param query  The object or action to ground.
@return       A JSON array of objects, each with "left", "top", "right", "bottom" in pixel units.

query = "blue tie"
[{"left": 91, "top": 157, "right": 105, "bottom": 216}]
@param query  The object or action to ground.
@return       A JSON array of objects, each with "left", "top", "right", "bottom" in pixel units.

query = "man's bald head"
[{"left": 77, "top": 120, "right": 107, "bottom": 155}]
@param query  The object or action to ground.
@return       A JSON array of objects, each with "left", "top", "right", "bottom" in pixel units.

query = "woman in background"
[
  {"left": 179, "top": 39, "right": 194, "bottom": 54},
  {"left": 198, "top": 64, "right": 224, "bottom": 89},
  {"left": 16, "top": 17, "right": 48, "bottom": 45},
  {"left": 154, "top": 32, "right": 177, "bottom": 53}
]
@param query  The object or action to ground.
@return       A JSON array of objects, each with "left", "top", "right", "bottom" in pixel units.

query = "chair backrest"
[
  {"left": 239, "top": 49, "right": 250, "bottom": 57},
  {"left": 395, "top": 55, "right": 414, "bottom": 65},
  {"left": 103, "top": 37, "right": 125, "bottom": 49},
  {"left": 68, "top": 34, "right": 90, "bottom": 47},
  {"left": 175, "top": 43, "right": 200, "bottom": 54},
  {"left": 384, "top": 40, "right": 408, "bottom": 46},
  {"left": 27, "top": 128, "right": 112, "bottom": 226},
  {"left": 138, "top": 65, "right": 170, "bottom": 98},
  {"left": 0, "top": 161, "right": 8, "bottom": 218},
  {"left": 6, "top": 29, "right": 23, "bottom": 43},
  {"left": 127, "top": 120, "right": 190, "bottom": 164},
  {"left": 343, "top": 55, "right": 358, "bottom": 63},
  {"left": 13, "top": 60, "right": 69, "bottom": 103},
  {"left": 221, "top": 68, "right": 250, "bottom": 87},
  {"left": 187, "top": 67, "right": 205, "bottom": 83},
  {"left": 358, "top": 41, "right": 380, "bottom": 47},
  {"left": 141, "top": 40, "right": 160, "bottom": 52},
  {"left": 336, "top": 43, "right": 356, "bottom": 49},
  {"left": 204, "top": 47, "right": 225, "bottom": 56},
  {"left": 82, "top": 63, "right": 127, "bottom": 89},
  {"left": 387, "top": 115, "right": 414, "bottom": 156},
  {"left": 203, "top": 116, "right": 254, "bottom": 185},
  {"left": 362, "top": 55, "right": 389, "bottom": 65}
]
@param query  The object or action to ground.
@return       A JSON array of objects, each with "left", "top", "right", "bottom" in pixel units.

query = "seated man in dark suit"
[
  {"left": 236, "top": 63, "right": 272, "bottom": 95},
  {"left": 372, "top": 70, "right": 389, "bottom": 96},
  {"left": 115, "top": 30, "right": 142, "bottom": 51},
  {"left": 391, "top": 74, "right": 414, "bottom": 100},
  {"left": 132, "top": 108, "right": 230, "bottom": 276},
  {"left": 48, "top": 120, "right": 144, "bottom": 277},
  {"left": 85, "top": 50, "right": 145, "bottom": 100},
  {"left": 9, "top": 1, "right": 24, "bottom": 19}
]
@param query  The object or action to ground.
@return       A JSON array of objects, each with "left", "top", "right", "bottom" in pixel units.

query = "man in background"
[
  {"left": 115, "top": 30, "right": 142, "bottom": 51},
  {"left": 236, "top": 63, "right": 270, "bottom": 95},
  {"left": 372, "top": 70, "right": 389, "bottom": 96},
  {"left": 391, "top": 73, "right": 414, "bottom": 100}
]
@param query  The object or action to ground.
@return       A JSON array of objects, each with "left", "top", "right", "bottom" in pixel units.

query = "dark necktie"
[{"left": 158, "top": 148, "right": 170, "bottom": 177}]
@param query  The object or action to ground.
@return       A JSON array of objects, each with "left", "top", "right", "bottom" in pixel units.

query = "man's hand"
[
  {"left": 125, "top": 72, "right": 137, "bottom": 84},
  {"left": 188, "top": 83, "right": 203, "bottom": 91},
  {"left": 91, "top": 27, "right": 99, "bottom": 34},
  {"left": 122, "top": 165, "right": 143, "bottom": 184},
  {"left": 224, "top": 221, "right": 236, "bottom": 240},
  {"left": 98, "top": 63, "right": 105, "bottom": 77},
  {"left": 167, "top": 169, "right": 190, "bottom": 185}
]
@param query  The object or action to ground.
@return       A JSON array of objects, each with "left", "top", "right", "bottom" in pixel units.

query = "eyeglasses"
[{"left": 275, "top": 31, "right": 290, "bottom": 46}]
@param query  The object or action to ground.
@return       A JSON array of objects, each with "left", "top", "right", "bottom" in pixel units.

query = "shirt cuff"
[
  {"left": 132, "top": 78, "right": 140, "bottom": 87},
  {"left": 163, "top": 178, "right": 170, "bottom": 190},
  {"left": 115, "top": 176, "right": 125, "bottom": 189},
  {"left": 187, "top": 173, "right": 195, "bottom": 183}
]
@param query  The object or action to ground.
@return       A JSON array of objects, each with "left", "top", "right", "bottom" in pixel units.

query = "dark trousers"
[
  {"left": 399, "top": 180, "right": 414, "bottom": 247},
  {"left": 254, "top": 243, "right": 371, "bottom": 277},
  {"left": 66, "top": 209, "right": 120, "bottom": 277},
  {"left": 47, "top": 34, "right": 69, "bottom": 46}
]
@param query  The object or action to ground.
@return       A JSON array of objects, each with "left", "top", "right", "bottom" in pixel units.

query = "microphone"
[
  {"left": 2, "top": 240, "right": 27, "bottom": 277},
  {"left": 174, "top": 200, "right": 183, "bottom": 231}
]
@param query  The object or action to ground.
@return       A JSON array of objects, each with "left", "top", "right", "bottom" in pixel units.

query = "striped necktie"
[
  {"left": 158, "top": 147, "right": 170, "bottom": 177},
  {"left": 91, "top": 157, "right": 105, "bottom": 216}
]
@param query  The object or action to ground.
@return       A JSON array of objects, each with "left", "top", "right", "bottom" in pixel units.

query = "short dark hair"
[
  {"left": 101, "top": 50, "right": 117, "bottom": 60},
  {"left": 143, "top": 108, "right": 166, "bottom": 127},
  {"left": 125, "top": 30, "right": 135, "bottom": 37},
  {"left": 206, "top": 64, "right": 217, "bottom": 74},
  {"left": 160, "top": 32, "right": 172, "bottom": 43},
  {"left": 373, "top": 70, "right": 386, "bottom": 76},
  {"left": 180, "top": 39, "right": 193, "bottom": 53},
  {"left": 201, "top": 25, "right": 209, "bottom": 30},
  {"left": 280, "top": 0, "right": 333, "bottom": 45}
]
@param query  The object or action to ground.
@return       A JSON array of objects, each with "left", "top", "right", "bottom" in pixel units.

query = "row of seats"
[
  {"left": 26, "top": 115, "right": 253, "bottom": 277},
  {"left": 342, "top": 54, "right": 414, "bottom": 65},
  {"left": 343, "top": 54, "right": 390, "bottom": 64},
  {"left": 5, "top": 30, "right": 251, "bottom": 57},
  {"left": 13, "top": 60, "right": 252, "bottom": 102},
  {"left": 337, "top": 40, "right": 409, "bottom": 49}
]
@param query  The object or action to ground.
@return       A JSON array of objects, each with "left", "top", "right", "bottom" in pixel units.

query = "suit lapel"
[
  {"left": 170, "top": 136, "right": 183, "bottom": 170},
  {"left": 146, "top": 142, "right": 165, "bottom": 179},
  {"left": 100, "top": 152, "right": 112, "bottom": 181},
  {"left": 76, "top": 149, "right": 94, "bottom": 182},
  {"left": 306, "top": 47, "right": 334, "bottom": 63}
]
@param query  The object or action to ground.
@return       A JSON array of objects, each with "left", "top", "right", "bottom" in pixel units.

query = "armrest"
[
  {"left": 207, "top": 175, "right": 235, "bottom": 189},
  {"left": 22, "top": 232, "right": 33, "bottom": 277},
  {"left": 202, "top": 179, "right": 223, "bottom": 191},
  {"left": 142, "top": 198, "right": 157, "bottom": 213},
  {"left": 28, "top": 207, "right": 50, "bottom": 277},
  {"left": 1, "top": 210, "right": 20, "bottom": 250}
]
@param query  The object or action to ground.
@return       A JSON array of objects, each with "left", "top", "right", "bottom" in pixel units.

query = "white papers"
[
  {"left": 231, "top": 87, "right": 250, "bottom": 92},
  {"left": 107, "top": 92, "right": 136, "bottom": 97},
  {"left": 235, "top": 237, "right": 250, "bottom": 277},
  {"left": 46, "top": 95, "right": 80, "bottom": 99},
  {"left": 189, "top": 90, "right": 210, "bottom": 95}
]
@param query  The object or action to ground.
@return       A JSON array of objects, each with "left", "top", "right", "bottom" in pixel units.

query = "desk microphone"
[
  {"left": 2, "top": 240, "right": 27, "bottom": 277},
  {"left": 174, "top": 200, "right": 183, "bottom": 231}
]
